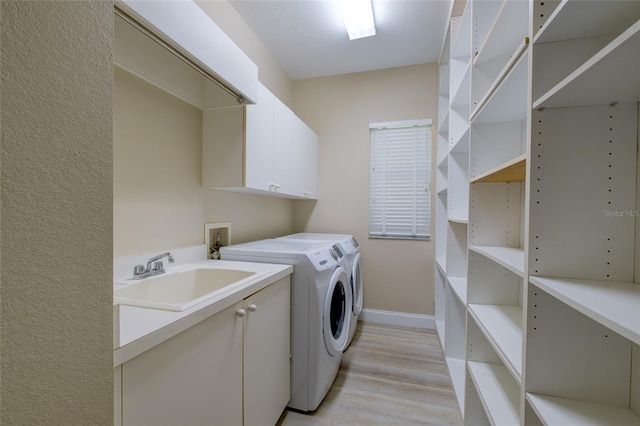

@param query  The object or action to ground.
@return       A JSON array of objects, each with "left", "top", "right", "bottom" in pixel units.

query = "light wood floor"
[{"left": 277, "top": 322, "right": 463, "bottom": 425}]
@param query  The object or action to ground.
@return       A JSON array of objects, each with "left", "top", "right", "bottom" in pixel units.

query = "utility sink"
[{"left": 114, "top": 268, "right": 265, "bottom": 312}]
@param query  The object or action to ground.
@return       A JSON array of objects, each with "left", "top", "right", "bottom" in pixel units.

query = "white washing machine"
[
  {"left": 220, "top": 239, "right": 351, "bottom": 412},
  {"left": 277, "top": 233, "right": 363, "bottom": 348}
]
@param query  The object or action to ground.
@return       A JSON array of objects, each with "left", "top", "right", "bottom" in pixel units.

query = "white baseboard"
[{"left": 359, "top": 308, "right": 435, "bottom": 330}]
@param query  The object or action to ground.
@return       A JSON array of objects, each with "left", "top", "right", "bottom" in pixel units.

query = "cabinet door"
[
  {"left": 273, "top": 99, "right": 306, "bottom": 197},
  {"left": 244, "top": 277, "right": 291, "bottom": 426},
  {"left": 122, "top": 302, "right": 244, "bottom": 426},
  {"left": 305, "top": 126, "right": 319, "bottom": 199},
  {"left": 245, "top": 82, "right": 275, "bottom": 192}
]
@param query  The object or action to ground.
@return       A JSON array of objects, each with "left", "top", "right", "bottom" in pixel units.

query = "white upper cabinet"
[
  {"left": 274, "top": 99, "right": 307, "bottom": 198},
  {"left": 202, "top": 82, "right": 319, "bottom": 200},
  {"left": 114, "top": 0, "right": 258, "bottom": 109},
  {"left": 305, "top": 127, "right": 319, "bottom": 199},
  {"left": 245, "top": 83, "right": 275, "bottom": 192}
]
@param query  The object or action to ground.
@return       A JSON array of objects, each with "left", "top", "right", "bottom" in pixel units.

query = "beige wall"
[
  {"left": 114, "top": 68, "right": 294, "bottom": 257},
  {"left": 1, "top": 1, "right": 113, "bottom": 423},
  {"left": 114, "top": 67, "right": 205, "bottom": 256},
  {"left": 291, "top": 64, "right": 439, "bottom": 315}
]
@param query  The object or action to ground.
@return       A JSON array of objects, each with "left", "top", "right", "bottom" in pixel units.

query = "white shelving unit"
[{"left": 434, "top": 1, "right": 640, "bottom": 424}]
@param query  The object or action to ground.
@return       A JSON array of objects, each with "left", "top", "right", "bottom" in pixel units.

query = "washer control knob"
[{"left": 330, "top": 248, "right": 338, "bottom": 260}]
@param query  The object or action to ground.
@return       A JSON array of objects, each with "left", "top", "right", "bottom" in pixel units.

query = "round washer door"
[
  {"left": 351, "top": 253, "right": 363, "bottom": 316},
  {"left": 323, "top": 266, "right": 351, "bottom": 356}
]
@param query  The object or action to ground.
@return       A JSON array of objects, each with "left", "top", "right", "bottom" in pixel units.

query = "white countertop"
[{"left": 114, "top": 259, "right": 292, "bottom": 367}]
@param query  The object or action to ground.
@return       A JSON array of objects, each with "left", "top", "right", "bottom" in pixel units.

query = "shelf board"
[
  {"left": 447, "top": 277, "right": 467, "bottom": 305},
  {"left": 472, "top": 48, "right": 529, "bottom": 123},
  {"left": 471, "top": 39, "right": 528, "bottom": 122},
  {"left": 530, "top": 276, "right": 640, "bottom": 345},
  {"left": 446, "top": 357, "right": 466, "bottom": 414},
  {"left": 469, "top": 246, "right": 525, "bottom": 278},
  {"left": 471, "top": 155, "right": 526, "bottom": 183},
  {"left": 468, "top": 304, "right": 523, "bottom": 380},
  {"left": 437, "top": 153, "right": 448, "bottom": 169},
  {"left": 534, "top": 0, "right": 640, "bottom": 44},
  {"left": 533, "top": 20, "right": 640, "bottom": 109},
  {"left": 467, "top": 361, "right": 520, "bottom": 426},
  {"left": 439, "top": 63, "right": 450, "bottom": 96},
  {"left": 437, "top": 186, "right": 448, "bottom": 196},
  {"left": 474, "top": 0, "right": 529, "bottom": 67},
  {"left": 448, "top": 217, "right": 468, "bottom": 225},
  {"left": 449, "top": 125, "right": 470, "bottom": 153},
  {"left": 436, "top": 259, "right": 446, "bottom": 277},
  {"left": 527, "top": 393, "right": 640, "bottom": 426},
  {"left": 451, "top": 61, "right": 471, "bottom": 108},
  {"left": 438, "top": 109, "right": 450, "bottom": 133}
]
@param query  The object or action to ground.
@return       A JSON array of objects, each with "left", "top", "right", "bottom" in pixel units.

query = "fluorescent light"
[{"left": 339, "top": 0, "right": 376, "bottom": 40}]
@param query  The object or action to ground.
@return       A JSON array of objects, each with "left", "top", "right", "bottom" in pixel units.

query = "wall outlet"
[{"left": 204, "top": 222, "right": 231, "bottom": 259}]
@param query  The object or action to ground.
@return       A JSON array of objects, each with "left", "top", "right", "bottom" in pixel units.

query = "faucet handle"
[
  {"left": 133, "top": 264, "right": 145, "bottom": 275},
  {"left": 168, "top": 254, "right": 175, "bottom": 264},
  {"left": 151, "top": 261, "right": 164, "bottom": 271}
]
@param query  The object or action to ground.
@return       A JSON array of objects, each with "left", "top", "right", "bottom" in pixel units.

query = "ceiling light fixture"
[{"left": 339, "top": 0, "right": 376, "bottom": 40}]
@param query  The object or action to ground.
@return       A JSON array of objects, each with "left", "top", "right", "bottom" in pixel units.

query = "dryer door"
[
  {"left": 323, "top": 266, "right": 351, "bottom": 356},
  {"left": 351, "top": 253, "right": 363, "bottom": 316}
]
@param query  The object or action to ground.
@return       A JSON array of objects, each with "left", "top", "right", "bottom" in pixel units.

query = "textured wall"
[
  {"left": 1, "top": 1, "right": 113, "bottom": 424},
  {"left": 292, "top": 64, "right": 438, "bottom": 315}
]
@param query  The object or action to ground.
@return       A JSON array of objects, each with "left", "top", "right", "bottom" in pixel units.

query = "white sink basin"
[{"left": 114, "top": 268, "right": 264, "bottom": 311}]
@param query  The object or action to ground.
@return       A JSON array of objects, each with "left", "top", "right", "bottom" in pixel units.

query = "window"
[{"left": 369, "top": 119, "right": 431, "bottom": 240}]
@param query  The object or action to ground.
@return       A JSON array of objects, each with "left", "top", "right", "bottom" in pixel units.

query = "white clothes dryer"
[
  {"left": 220, "top": 239, "right": 351, "bottom": 412},
  {"left": 277, "top": 233, "right": 363, "bottom": 348}
]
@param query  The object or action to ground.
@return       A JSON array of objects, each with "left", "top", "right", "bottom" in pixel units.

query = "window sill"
[{"left": 369, "top": 235, "right": 431, "bottom": 242}]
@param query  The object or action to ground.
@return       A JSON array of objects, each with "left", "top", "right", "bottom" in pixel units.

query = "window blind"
[{"left": 369, "top": 120, "right": 431, "bottom": 239}]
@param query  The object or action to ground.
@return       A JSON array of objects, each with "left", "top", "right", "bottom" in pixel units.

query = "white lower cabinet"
[
  {"left": 118, "top": 277, "right": 290, "bottom": 426},
  {"left": 243, "top": 277, "right": 291, "bottom": 426}
]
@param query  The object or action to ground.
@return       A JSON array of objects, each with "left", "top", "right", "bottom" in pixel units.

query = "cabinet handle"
[
  {"left": 247, "top": 304, "right": 257, "bottom": 312},
  {"left": 236, "top": 309, "right": 246, "bottom": 317},
  {"left": 275, "top": 184, "right": 280, "bottom": 191}
]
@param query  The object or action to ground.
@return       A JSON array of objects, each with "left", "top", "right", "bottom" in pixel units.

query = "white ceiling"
[{"left": 229, "top": 0, "right": 451, "bottom": 80}]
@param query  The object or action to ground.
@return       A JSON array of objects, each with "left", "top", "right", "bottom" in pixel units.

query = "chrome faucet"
[{"left": 133, "top": 252, "right": 175, "bottom": 280}]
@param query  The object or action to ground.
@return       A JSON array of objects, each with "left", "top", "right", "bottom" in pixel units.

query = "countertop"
[{"left": 114, "top": 259, "right": 292, "bottom": 367}]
